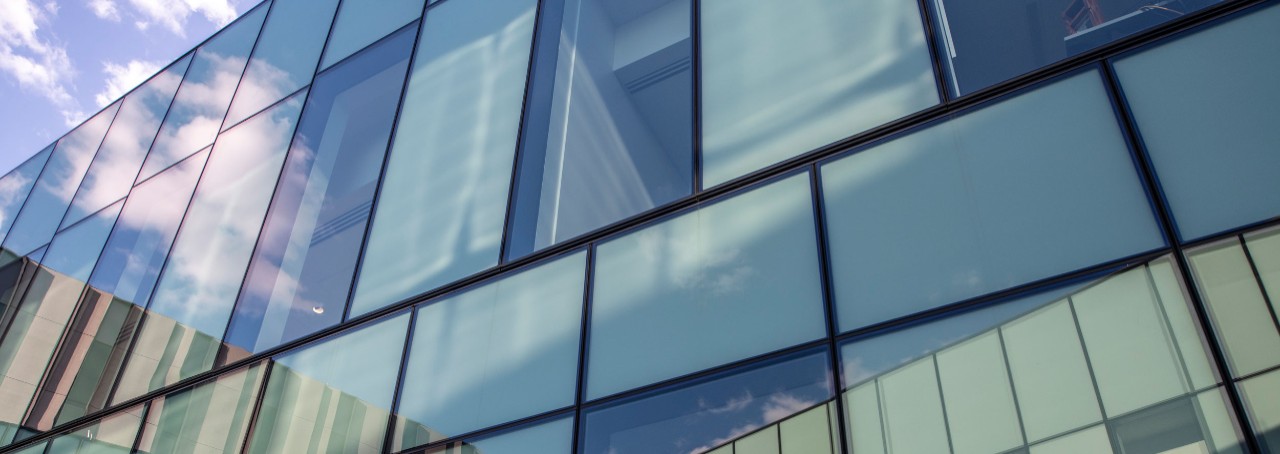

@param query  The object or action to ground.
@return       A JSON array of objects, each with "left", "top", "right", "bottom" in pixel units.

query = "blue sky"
[{"left": 0, "top": 0, "right": 257, "bottom": 175}]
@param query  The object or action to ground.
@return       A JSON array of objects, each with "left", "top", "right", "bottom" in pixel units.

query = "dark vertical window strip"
[
  {"left": 690, "top": 0, "right": 703, "bottom": 193},
  {"left": 128, "top": 52, "right": 199, "bottom": 189},
  {"left": 570, "top": 245, "right": 595, "bottom": 454},
  {"left": 127, "top": 401, "right": 151, "bottom": 453},
  {"left": 237, "top": 361, "right": 277, "bottom": 454},
  {"left": 383, "top": 309, "right": 419, "bottom": 452},
  {"left": 808, "top": 166, "right": 851, "bottom": 453},
  {"left": 0, "top": 255, "right": 44, "bottom": 352},
  {"left": 912, "top": 0, "right": 952, "bottom": 103},
  {"left": 338, "top": 7, "right": 430, "bottom": 324},
  {"left": 499, "top": 0, "right": 562, "bottom": 263},
  {"left": 1237, "top": 236, "right": 1280, "bottom": 337},
  {"left": 212, "top": 0, "right": 277, "bottom": 136},
  {"left": 1099, "top": 59, "right": 1263, "bottom": 454}
]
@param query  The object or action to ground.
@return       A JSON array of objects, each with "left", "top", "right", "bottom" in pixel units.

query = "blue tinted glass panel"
[
  {"left": 88, "top": 150, "right": 207, "bottom": 307},
  {"left": 138, "top": 4, "right": 269, "bottom": 182},
  {"left": 580, "top": 348, "right": 833, "bottom": 454},
  {"left": 420, "top": 417, "right": 573, "bottom": 454},
  {"left": 319, "top": 0, "right": 425, "bottom": 70},
  {"left": 588, "top": 173, "right": 825, "bottom": 399},
  {"left": 41, "top": 201, "right": 123, "bottom": 283},
  {"left": 62, "top": 56, "right": 192, "bottom": 228},
  {"left": 700, "top": 0, "right": 938, "bottom": 188},
  {"left": 112, "top": 94, "right": 304, "bottom": 403},
  {"left": 930, "top": 0, "right": 1221, "bottom": 95},
  {"left": 393, "top": 252, "right": 584, "bottom": 450},
  {"left": 223, "top": 0, "right": 340, "bottom": 129},
  {"left": 507, "top": 0, "right": 693, "bottom": 258},
  {"left": 0, "top": 146, "right": 53, "bottom": 246},
  {"left": 350, "top": 0, "right": 537, "bottom": 316},
  {"left": 246, "top": 312, "right": 409, "bottom": 454},
  {"left": 821, "top": 71, "right": 1164, "bottom": 332},
  {"left": 225, "top": 28, "right": 414, "bottom": 356},
  {"left": 1113, "top": 4, "right": 1280, "bottom": 240},
  {"left": 4, "top": 103, "right": 121, "bottom": 258}
]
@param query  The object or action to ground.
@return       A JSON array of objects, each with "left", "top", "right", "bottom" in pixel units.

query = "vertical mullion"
[
  {"left": 912, "top": 0, "right": 954, "bottom": 102},
  {"left": 570, "top": 245, "right": 596, "bottom": 454},
  {"left": 341, "top": 0, "right": 433, "bottom": 324},
  {"left": 808, "top": 165, "right": 851, "bottom": 454},
  {"left": 1099, "top": 59, "right": 1264, "bottom": 454},
  {"left": 213, "top": 0, "right": 277, "bottom": 136},
  {"left": 382, "top": 309, "right": 419, "bottom": 453},
  {"left": 691, "top": 0, "right": 703, "bottom": 193},
  {"left": 237, "top": 360, "right": 277, "bottom": 454},
  {"left": 1237, "top": 236, "right": 1280, "bottom": 336}
]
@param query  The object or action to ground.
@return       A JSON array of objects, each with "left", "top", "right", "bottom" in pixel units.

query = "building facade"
[{"left": 0, "top": 0, "right": 1277, "bottom": 452}]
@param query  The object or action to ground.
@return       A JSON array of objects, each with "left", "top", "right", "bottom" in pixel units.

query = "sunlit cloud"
[
  {"left": 121, "top": 0, "right": 239, "bottom": 38},
  {"left": 0, "top": 0, "right": 83, "bottom": 126},
  {"left": 95, "top": 58, "right": 163, "bottom": 106},
  {"left": 89, "top": 0, "right": 122, "bottom": 21}
]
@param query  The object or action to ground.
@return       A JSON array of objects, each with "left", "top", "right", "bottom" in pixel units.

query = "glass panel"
[
  {"left": 1113, "top": 3, "right": 1280, "bottom": 240},
  {"left": 1241, "top": 369, "right": 1280, "bottom": 452},
  {"left": 1188, "top": 237, "right": 1280, "bottom": 377},
  {"left": 700, "top": 0, "right": 938, "bottom": 188},
  {"left": 392, "top": 252, "right": 584, "bottom": 450},
  {"left": 137, "top": 4, "right": 270, "bottom": 182},
  {"left": 1030, "top": 426, "right": 1113, "bottom": 454},
  {"left": 932, "top": 0, "right": 1221, "bottom": 95},
  {"left": 350, "top": 0, "right": 538, "bottom": 316},
  {"left": 579, "top": 348, "right": 832, "bottom": 454},
  {"left": 113, "top": 94, "right": 305, "bottom": 403},
  {"left": 62, "top": 56, "right": 193, "bottom": 228},
  {"left": 506, "top": 0, "right": 693, "bottom": 258},
  {"left": 821, "top": 71, "right": 1163, "bottom": 331},
  {"left": 418, "top": 416, "right": 573, "bottom": 454},
  {"left": 10, "top": 443, "right": 47, "bottom": 454},
  {"left": 225, "top": 27, "right": 414, "bottom": 357},
  {"left": 0, "top": 268, "right": 86, "bottom": 444},
  {"left": 45, "top": 404, "right": 144, "bottom": 454},
  {"left": 736, "top": 426, "right": 779, "bottom": 454},
  {"left": 135, "top": 363, "right": 265, "bottom": 454},
  {"left": 778, "top": 402, "right": 836, "bottom": 454},
  {"left": 4, "top": 103, "right": 122, "bottom": 258},
  {"left": 840, "top": 260, "right": 1234, "bottom": 453},
  {"left": 1247, "top": 228, "right": 1280, "bottom": 310},
  {"left": 319, "top": 0, "right": 425, "bottom": 70},
  {"left": 245, "top": 312, "right": 409, "bottom": 454},
  {"left": 223, "top": 0, "right": 341, "bottom": 129},
  {"left": 587, "top": 173, "right": 825, "bottom": 399},
  {"left": 0, "top": 145, "right": 54, "bottom": 248},
  {"left": 40, "top": 201, "right": 123, "bottom": 283}
]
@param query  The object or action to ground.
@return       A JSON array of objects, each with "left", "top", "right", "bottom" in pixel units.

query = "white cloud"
[
  {"left": 89, "top": 0, "right": 121, "bottom": 21},
  {"left": 122, "top": 0, "right": 239, "bottom": 37},
  {"left": 95, "top": 58, "right": 162, "bottom": 106},
  {"left": 0, "top": 0, "right": 83, "bottom": 125}
]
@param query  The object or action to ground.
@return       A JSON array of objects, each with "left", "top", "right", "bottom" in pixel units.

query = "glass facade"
[{"left": 0, "top": 0, "right": 1275, "bottom": 453}]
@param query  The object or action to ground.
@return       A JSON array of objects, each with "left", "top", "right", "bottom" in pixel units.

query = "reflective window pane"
[
  {"left": 135, "top": 363, "right": 266, "bottom": 454},
  {"left": 821, "top": 71, "right": 1163, "bottom": 331},
  {"left": 319, "top": 0, "right": 425, "bottom": 70},
  {"left": 507, "top": 0, "right": 693, "bottom": 258},
  {"left": 1113, "top": 3, "right": 1280, "bottom": 240},
  {"left": 700, "top": 0, "right": 938, "bottom": 188},
  {"left": 420, "top": 416, "right": 572, "bottom": 454},
  {"left": 62, "top": 56, "right": 193, "bottom": 228},
  {"left": 1241, "top": 369, "right": 1280, "bottom": 452},
  {"left": 579, "top": 348, "right": 832, "bottom": 454},
  {"left": 1188, "top": 232, "right": 1280, "bottom": 377},
  {"left": 138, "top": 4, "right": 270, "bottom": 182},
  {"left": 246, "top": 312, "right": 409, "bottom": 454},
  {"left": 114, "top": 94, "right": 305, "bottom": 403},
  {"left": 40, "top": 201, "right": 124, "bottom": 283},
  {"left": 351, "top": 0, "right": 538, "bottom": 316},
  {"left": 0, "top": 146, "right": 54, "bottom": 248},
  {"left": 393, "top": 252, "right": 584, "bottom": 450},
  {"left": 841, "top": 260, "right": 1232, "bottom": 452},
  {"left": 588, "top": 173, "right": 825, "bottom": 399},
  {"left": 225, "top": 27, "right": 414, "bottom": 357},
  {"left": 931, "top": 0, "right": 1221, "bottom": 95},
  {"left": 4, "top": 103, "right": 122, "bottom": 258},
  {"left": 223, "top": 0, "right": 341, "bottom": 129},
  {"left": 45, "top": 404, "right": 144, "bottom": 454}
]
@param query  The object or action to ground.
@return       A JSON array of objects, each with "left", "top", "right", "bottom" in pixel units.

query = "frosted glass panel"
[
  {"left": 587, "top": 173, "right": 825, "bottom": 399},
  {"left": 936, "top": 332, "right": 1024, "bottom": 454},
  {"left": 700, "top": 0, "right": 937, "bottom": 187},
  {"left": 822, "top": 71, "right": 1163, "bottom": 331},
  {"left": 1188, "top": 238, "right": 1280, "bottom": 377},
  {"left": 1113, "top": 4, "right": 1280, "bottom": 239}
]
